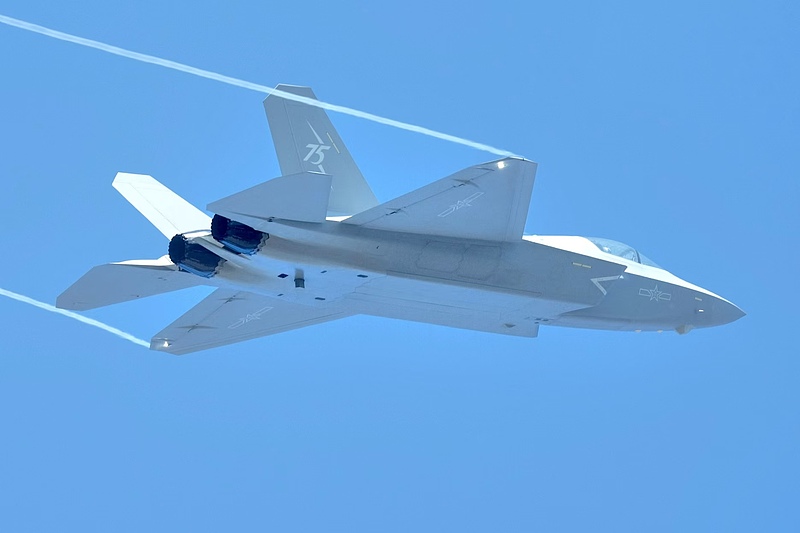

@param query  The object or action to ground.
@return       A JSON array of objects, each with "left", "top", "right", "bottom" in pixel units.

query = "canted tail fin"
[
  {"left": 264, "top": 84, "right": 379, "bottom": 217},
  {"left": 112, "top": 172, "right": 211, "bottom": 238},
  {"left": 56, "top": 173, "right": 213, "bottom": 311},
  {"left": 208, "top": 171, "right": 332, "bottom": 229}
]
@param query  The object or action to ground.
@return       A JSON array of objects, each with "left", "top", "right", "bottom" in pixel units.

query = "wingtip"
[
  {"left": 150, "top": 337, "right": 175, "bottom": 353},
  {"left": 264, "top": 84, "right": 316, "bottom": 104},
  {"left": 112, "top": 171, "right": 155, "bottom": 187}
]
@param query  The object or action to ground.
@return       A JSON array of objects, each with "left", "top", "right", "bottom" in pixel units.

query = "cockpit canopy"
[{"left": 587, "top": 237, "right": 661, "bottom": 268}]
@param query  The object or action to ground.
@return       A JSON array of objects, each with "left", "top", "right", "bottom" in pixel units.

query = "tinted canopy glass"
[{"left": 587, "top": 237, "right": 661, "bottom": 268}]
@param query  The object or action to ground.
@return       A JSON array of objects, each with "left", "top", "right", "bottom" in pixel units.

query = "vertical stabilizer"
[{"left": 264, "top": 85, "right": 379, "bottom": 217}]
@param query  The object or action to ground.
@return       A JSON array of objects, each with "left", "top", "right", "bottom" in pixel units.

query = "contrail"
[
  {"left": 0, "top": 13, "right": 516, "bottom": 157},
  {"left": 0, "top": 287, "right": 150, "bottom": 348}
]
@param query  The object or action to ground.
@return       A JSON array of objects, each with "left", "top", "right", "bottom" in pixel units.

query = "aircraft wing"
[
  {"left": 151, "top": 289, "right": 351, "bottom": 355},
  {"left": 343, "top": 157, "right": 537, "bottom": 242}
]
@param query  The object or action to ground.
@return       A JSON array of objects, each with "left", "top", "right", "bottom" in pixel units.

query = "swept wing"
[
  {"left": 344, "top": 158, "right": 536, "bottom": 242},
  {"left": 151, "top": 289, "right": 352, "bottom": 355}
]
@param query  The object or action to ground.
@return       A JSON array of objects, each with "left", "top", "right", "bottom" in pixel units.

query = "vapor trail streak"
[
  {"left": 0, "top": 13, "right": 516, "bottom": 157},
  {"left": 0, "top": 287, "right": 150, "bottom": 348}
]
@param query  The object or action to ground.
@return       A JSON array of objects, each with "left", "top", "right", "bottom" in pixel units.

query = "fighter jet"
[{"left": 57, "top": 85, "right": 745, "bottom": 354}]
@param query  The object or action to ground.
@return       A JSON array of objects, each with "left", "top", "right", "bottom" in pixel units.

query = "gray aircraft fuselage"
[
  {"left": 57, "top": 85, "right": 744, "bottom": 354},
  {"left": 202, "top": 218, "right": 744, "bottom": 337}
]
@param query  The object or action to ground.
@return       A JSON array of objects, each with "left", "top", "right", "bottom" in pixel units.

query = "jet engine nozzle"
[
  {"left": 168, "top": 234, "right": 223, "bottom": 278},
  {"left": 211, "top": 215, "right": 268, "bottom": 255}
]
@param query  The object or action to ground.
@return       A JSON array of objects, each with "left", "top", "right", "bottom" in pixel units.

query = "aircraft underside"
[{"left": 57, "top": 84, "right": 743, "bottom": 354}]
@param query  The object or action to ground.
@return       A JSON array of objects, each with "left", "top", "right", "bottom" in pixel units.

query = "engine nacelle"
[
  {"left": 211, "top": 214, "right": 268, "bottom": 255},
  {"left": 168, "top": 234, "right": 223, "bottom": 278}
]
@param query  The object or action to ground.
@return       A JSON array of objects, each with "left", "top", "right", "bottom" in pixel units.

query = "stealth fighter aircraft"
[{"left": 58, "top": 85, "right": 744, "bottom": 354}]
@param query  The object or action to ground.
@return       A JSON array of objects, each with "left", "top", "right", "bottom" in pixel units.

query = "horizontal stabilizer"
[
  {"left": 344, "top": 158, "right": 537, "bottom": 242},
  {"left": 151, "top": 289, "right": 351, "bottom": 355},
  {"left": 264, "top": 84, "right": 378, "bottom": 216},
  {"left": 113, "top": 173, "right": 211, "bottom": 238},
  {"left": 207, "top": 171, "right": 332, "bottom": 229},
  {"left": 56, "top": 256, "right": 201, "bottom": 311}
]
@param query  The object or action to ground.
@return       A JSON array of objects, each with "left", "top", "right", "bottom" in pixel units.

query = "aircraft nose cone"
[{"left": 714, "top": 298, "right": 746, "bottom": 326}]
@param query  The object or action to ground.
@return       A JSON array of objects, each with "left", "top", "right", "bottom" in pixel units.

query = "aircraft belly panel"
[
  {"left": 350, "top": 291, "right": 540, "bottom": 338},
  {"left": 55, "top": 82, "right": 743, "bottom": 355},
  {"left": 349, "top": 273, "right": 599, "bottom": 333}
]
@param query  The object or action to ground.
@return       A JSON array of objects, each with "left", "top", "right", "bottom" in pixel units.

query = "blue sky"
[{"left": 0, "top": 1, "right": 797, "bottom": 531}]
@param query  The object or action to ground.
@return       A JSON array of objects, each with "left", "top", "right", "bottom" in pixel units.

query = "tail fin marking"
[{"left": 264, "top": 84, "right": 379, "bottom": 216}]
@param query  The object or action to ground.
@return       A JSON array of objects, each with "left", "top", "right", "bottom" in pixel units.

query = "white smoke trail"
[
  {"left": 0, "top": 287, "right": 150, "bottom": 348},
  {"left": 0, "top": 13, "right": 516, "bottom": 157},
  {"left": 0, "top": 13, "right": 514, "bottom": 350}
]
